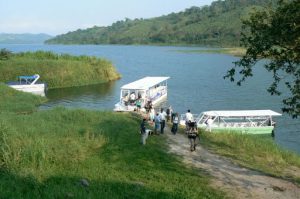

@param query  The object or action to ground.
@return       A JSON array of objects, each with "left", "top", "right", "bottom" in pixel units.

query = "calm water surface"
[{"left": 2, "top": 44, "right": 299, "bottom": 154}]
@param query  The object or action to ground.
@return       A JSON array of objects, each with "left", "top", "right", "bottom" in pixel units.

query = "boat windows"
[
  {"left": 210, "top": 116, "right": 272, "bottom": 127},
  {"left": 18, "top": 75, "right": 39, "bottom": 85}
]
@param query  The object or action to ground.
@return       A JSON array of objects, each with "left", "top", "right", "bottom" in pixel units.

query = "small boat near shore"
[
  {"left": 7, "top": 74, "right": 46, "bottom": 96},
  {"left": 180, "top": 110, "right": 282, "bottom": 134},
  {"left": 114, "top": 76, "right": 169, "bottom": 112}
]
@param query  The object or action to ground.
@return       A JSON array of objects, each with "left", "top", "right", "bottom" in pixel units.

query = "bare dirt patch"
[{"left": 165, "top": 130, "right": 300, "bottom": 199}]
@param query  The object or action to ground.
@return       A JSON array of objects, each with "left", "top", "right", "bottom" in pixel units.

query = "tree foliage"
[
  {"left": 46, "top": 0, "right": 275, "bottom": 47},
  {"left": 225, "top": 0, "right": 300, "bottom": 117},
  {"left": 0, "top": 49, "right": 12, "bottom": 60}
]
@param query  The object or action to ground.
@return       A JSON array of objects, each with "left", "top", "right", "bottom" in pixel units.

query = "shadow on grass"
[{"left": 0, "top": 170, "right": 182, "bottom": 199}]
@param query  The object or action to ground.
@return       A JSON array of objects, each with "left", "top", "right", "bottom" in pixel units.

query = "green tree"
[
  {"left": 225, "top": 0, "right": 300, "bottom": 117},
  {"left": 0, "top": 48, "right": 12, "bottom": 60},
  {"left": 45, "top": 0, "right": 275, "bottom": 46}
]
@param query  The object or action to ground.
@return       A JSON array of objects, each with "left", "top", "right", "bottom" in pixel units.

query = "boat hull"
[
  {"left": 198, "top": 125, "right": 274, "bottom": 134},
  {"left": 152, "top": 93, "right": 167, "bottom": 106},
  {"left": 9, "top": 84, "right": 46, "bottom": 96}
]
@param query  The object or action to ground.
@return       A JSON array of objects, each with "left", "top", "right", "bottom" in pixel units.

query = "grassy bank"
[
  {"left": 0, "top": 50, "right": 120, "bottom": 89},
  {"left": 200, "top": 131, "right": 300, "bottom": 184},
  {"left": 0, "top": 83, "right": 45, "bottom": 113},
  {"left": 176, "top": 48, "right": 246, "bottom": 57},
  {"left": 0, "top": 85, "right": 225, "bottom": 198}
]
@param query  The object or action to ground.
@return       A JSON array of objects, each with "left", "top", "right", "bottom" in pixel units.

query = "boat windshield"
[{"left": 18, "top": 75, "right": 39, "bottom": 84}]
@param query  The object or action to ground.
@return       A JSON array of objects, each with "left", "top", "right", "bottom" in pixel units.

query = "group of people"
[
  {"left": 140, "top": 106, "right": 180, "bottom": 144},
  {"left": 152, "top": 106, "right": 179, "bottom": 135},
  {"left": 122, "top": 92, "right": 144, "bottom": 110},
  {"left": 140, "top": 107, "right": 199, "bottom": 152}
]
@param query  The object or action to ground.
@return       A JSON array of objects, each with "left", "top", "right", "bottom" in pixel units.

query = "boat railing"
[
  {"left": 149, "top": 86, "right": 167, "bottom": 102},
  {"left": 217, "top": 121, "right": 272, "bottom": 128}
]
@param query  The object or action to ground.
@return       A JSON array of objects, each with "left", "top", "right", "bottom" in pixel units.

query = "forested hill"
[{"left": 45, "top": 0, "right": 276, "bottom": 47}]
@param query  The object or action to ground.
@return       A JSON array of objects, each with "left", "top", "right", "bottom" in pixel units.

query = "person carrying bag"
[{"left": 187, "top": 122, "right": 198, "bottom": 152}]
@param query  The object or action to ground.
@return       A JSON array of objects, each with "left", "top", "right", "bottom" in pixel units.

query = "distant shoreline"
[{"left": 174, "top": 47, "right": 246, "bottom": 57}]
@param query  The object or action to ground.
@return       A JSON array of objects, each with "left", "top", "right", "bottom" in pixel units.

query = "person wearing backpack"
[{"left": 187, "top": 122, "right": 198, "bottom": 151}]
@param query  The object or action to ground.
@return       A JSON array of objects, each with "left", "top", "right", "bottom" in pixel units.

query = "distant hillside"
[
  {"left": 45, "top": 0, "right": 276, "bottom": 47},
  {"left": 0, "top": 33, "right": 53, "bottom": 44}
]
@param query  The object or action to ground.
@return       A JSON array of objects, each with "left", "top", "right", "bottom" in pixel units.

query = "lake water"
[{"left": 1, "top": 44, "right": 299, "bottom": 154}]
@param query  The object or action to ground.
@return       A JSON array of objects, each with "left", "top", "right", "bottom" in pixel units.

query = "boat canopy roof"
[
  {"left": 121, "top": 76, "right": 170, "bottom": 90},
  {"left": 19, "top": 74, "right": 39, "bottom": 80},
  {"left": 202, "top": 110, "right": 282, "bottom": 117}
]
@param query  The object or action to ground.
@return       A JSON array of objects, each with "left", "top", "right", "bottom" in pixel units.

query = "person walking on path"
[
  {"left": 149, "top": 108, "right": 155, "bottom": 123},
  {"left": 171, "top": 113, "right": 179, "bottom": 135},
  {"left": 140, "top": 118, "right": 148, "bottom": 145},
  {"left": 205, "top": 117, "right": 214, "bottom": 132},
  {"left": 159, "top": 108, "right": 167, "bottom": 134},
  {"left": 185, "top": 109, "right": 194, "bottom": 131},
  {"left": 154, "top": 113, "right": 161, "bottom": 135},
  {"left": 171, "top": 111, "right": 176, "bottom": 123},
  {"left": 166, "top": 106, "right": 172, "bottom": 122},
  {"left": 187, "top": 121, "right": 198, "bottom": 151}
]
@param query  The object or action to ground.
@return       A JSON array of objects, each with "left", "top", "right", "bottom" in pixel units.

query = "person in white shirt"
[
  {"left": 206, "top": 117, "right": 214, "bottom": 132},
  {"left": 185, "top": 109, "right": 194, "bottom": 129},
  {"left": 149, "top": 108, "right": 155, "bottom": 123},
  {"left": 130, "top": 92, "right": 136, "bottom": 104},
  {"left": 159, "top": 108, "right": 167, "bottom": 134}
]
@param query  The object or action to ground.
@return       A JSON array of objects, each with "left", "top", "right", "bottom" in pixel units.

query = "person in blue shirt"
[{"left": 154, "top": 113, "right": 161, "bottom": 135}]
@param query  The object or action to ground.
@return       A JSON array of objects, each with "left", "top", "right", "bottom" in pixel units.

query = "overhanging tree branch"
[{"left": 224, "top": 0, "right": 300, "bottom": 118}]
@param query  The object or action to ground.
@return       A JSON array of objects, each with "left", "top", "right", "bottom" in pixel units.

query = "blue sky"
[{"left": 0, "top": 0, "right": 215, "bottom": 35}]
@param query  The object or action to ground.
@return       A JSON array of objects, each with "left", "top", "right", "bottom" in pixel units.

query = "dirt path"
[{"left": 164, "top": 129, "right": 300, "bottom": 199}]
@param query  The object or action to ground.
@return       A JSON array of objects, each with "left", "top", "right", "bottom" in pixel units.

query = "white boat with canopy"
[
  {"left": 7, "top": 74, "right": 46, "bottom": 96},
  {"left": 180, "top": 110, "right": 282, "bottom": 134},
  {"left": 114, "top": 76, "right": 170, "bottom": 112}
]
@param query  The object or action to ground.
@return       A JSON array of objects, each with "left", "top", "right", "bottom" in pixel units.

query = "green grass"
[
  {"left": 0, "top": 51, "right": 120, "bottom": 89},
  {"left": 200, "top": 131, "right": 300, "bottom": 184},
  {"left": 0, "top": 84, "right": 226, "bottom": 198},
  {"left": 0, "top": 83, "right": 46, "bottom": 113}
]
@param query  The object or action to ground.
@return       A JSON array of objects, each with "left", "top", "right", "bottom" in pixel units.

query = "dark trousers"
[
  {"left": 166, "top": 114, "right": 170, "bottom": 122},
  {"left": 160, "top": 120, "right": 165, "bottom": 134},
  {"left": 188, "top": 135, "right": 199, "bottom": 151},
  {"left": 171, "top": 123, "right": 178, "bottom": 134}
]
